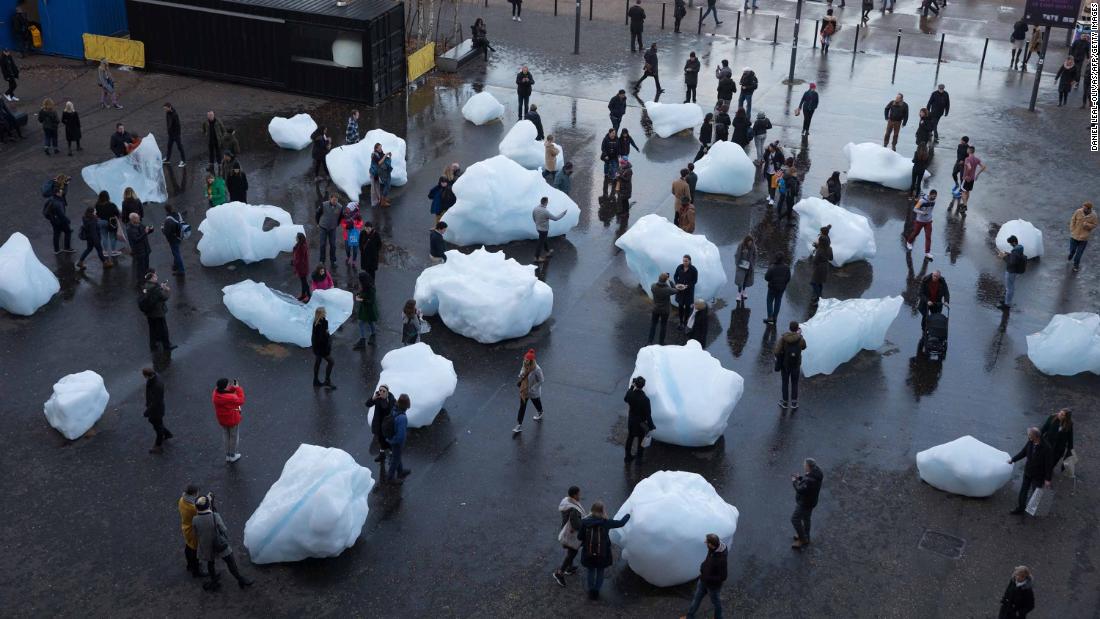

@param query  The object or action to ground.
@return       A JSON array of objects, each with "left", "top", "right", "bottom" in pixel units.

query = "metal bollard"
[
  {"left": 813, "top": 19, "right": 819, "bottom": 49},
  {"left": 773, "top": 15, "right": 779, "bottom": 44},
  {"left": 891, "top": 28, "right": 901, "bottom": 83},
  {"left": 662, "top": 3, "right": 666, "bottom": 30},
  {"left": 625, "top": 0, "right": 629, "bottom": 25},
  {"left": 853, "top": 23, "right": 860, "bottom": 54},
  {"left": 935, "top": 33, "right": 945, "bottom": 75},
  {"left": 735, "top": 10, "right": 741, "bottom": 41},
  {"left": 698, "top": 7, "right": 703, "bottom": 34},
  {"left": 590, "top": 0, "right": 593, "bottom": 21},
  {"left": 979, "top": 37, "right": 989, "bottom": 76},
  {"left": 555, "top": 0, "right": 558, "bottom": 16}
]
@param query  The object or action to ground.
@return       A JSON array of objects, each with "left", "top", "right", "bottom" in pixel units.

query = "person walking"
[
  {"left": 401, "top": 299, "right": 424, "bottom": 345},
  {"left": 774, "top": 321, "right": 806, "bottom": 408},
  {"left": 1009, "top": 18, "right": 1028, "bottom": 69},
  {"left": 751, "top": 112, "right": 771, "bottom": 162},
  {"left": 162, "top": 204, "right": 186, "bottom": 275},
  {"left": 738, "top": 67, "right": 758, "bottom": 116},
  {"left": 36, "top": 97, "right": 59, "bottom": 155},
  {"left": 509, "top": 0, "right": 523, "bottom": 21},
  {"left": 142, "top": 367, "right": 172, "bottom": 453},
  {"left": 292, "top": 233, "right": 310, "bottom": 301},
  {"left": 533, "top": 197, "right": 566, "bottom": 262},
  {"left": 648, "top": 273, "right": 678, "bottom": 345},
  {"left": 1068, "top": 201, "right": 1097, "bottom": 271},
  {"left": 624, "top": 375, "right": 655, "bottom": 462},
  {"left": 202, "top": 111, "right": 226, "bottom": 167},
  {"left": 734, "top": 235, "right": 756, "bottom": 302},
  {"left": 682, "top": 534, "right": 728, "bottom": 618},
  {"left": 998, "top": 566, "right": 1035, "bottom": 618},
  {"left": 608, "top": 90, "right": 628, "bottom": 132},
  {"left": 95, "top": 191, "right": 121, "bottom": 258},
  {"left": 1040, "top": 408, "right": 1074, "bottom": 473},
  {"left": 917, "top": 270, "right": 950, "bottom": 325},
  {"left": 311, "top": 307, "right": 336, "bottom": 389},
  {"left": 553, "top": 486, "right": 587, "bottom": 587},
  {"left": 674, "top": 0, "right": 688, "bottom": 32},
  {"left": 127, "top": 213, "right": 154, "bottom": 282},
  {"left": 686, "top": 299, "right": 709, "bottom": 344},
  {"left": 97, "top": 60, "right": 122, "bottom": 109},
  {"left": 162, "top": 102, "right": 185, "bottom": 166},
  {"left": 674, "top": 255, "right": 698, "bottom": 331},
  {"left": 359, "top": 220, "right": 382, "bottom": 278},
  {"left": 634, "top": 44, "right": 664, "bottom": 96},
  {"left": 809, "top": 229, "right": 833, "bottom": 302},
  {"left": 212, "top": 378, "right": 244, "bottom": 463},
  {"left": 345, "top": 108, "right": 360, "bottom": 145},
  {"left": 998, "top": 234, "right": 1026, "bottom": 310},
  {"left": 367, "top": 385, "right": 395, "bottom": 476},
  {"left": 627, "top": 0, "right": 646, "bottom": 53},
  {"left": 959, "top": 145, "right": 987, "bottom": 212},
  {"left": 311, "top": 126, "right": 332, "bottom": 180},
  {"left": 513, "top": 349, "right": 545, "bottom": 434},
  {"left": 883, "top": 93, "right": 909, "bottom": 151},
  {"left": 315, "top": 193, "right": 342, "bottom": 267},
  {"left": 384, "top": 394, "right": 411, "bottom": 483},
  {"left": 790, "top": 458, "right": 824, "bottom": 548},
  {"left": 192, "top": 495, "right": 253, "bottom": 591},
  {"left": 1021, "top": 26, "right": 1042, "bottom": 70},
  {"left": 861, "top": 0, "right": 873, "bottom": 24},
  {"left": 700, "top": 0, "right": 722, "bottom": 26},
  {"left": 764, "top": 255, "right": 791, "bottom": 325},
  {"left": 683, "top": 52, "right": 700, "bottom": 103},
  {"left": 820, "top": 9, "right": 839, "bottom": 55},
  {"left": 926, "top": 84, "right": 949, "bottom": 142},
  {"left": 905, "top": 190, "right": 937, "bottom": 260},
  {"left": 1008, "top": 427, "right": 1053, "bottom": 514},
  {"left": 428, "top": 176, "right": 455, "bottom": 224},
  {"left": 696, "top": 112, "right": 713, "bottom": 161},
  {"left": 140, "top": 269, "right": 174, "bottom": 351},
  {"left": 516, "top": 66, "right": 535, "bottom": 120},
  {"left": 75, "top": 207, "right": 107, "bottom": 270},
  {"left": 1054, "top": 57, "right": 1079, "bottom": 107},
  {"left": 353, "top": 272, "right": 379, "bottom": 349},
  {"left": 1, "top": 49, "right": 19, "bottom": 101},
  {"left": 61, "top": 101, "right": 81, "bottom": 155},
  {"left": 543, "top": 134, "right": 560, "bottom": 183},
  {"left": 577, "top": 502, "right": 631, "bottom": 600},
  {"left": 178, "top": 485, "right": 206, "bottom": 578},
  {"left": 778, "top": 165, "right": 802, "bottom": 222},
  {"left": 795, "top": 83, "right": 819, "bottom": 136},
  {"left": 910, "top": 142, "right": 931, "bottom": 197}
]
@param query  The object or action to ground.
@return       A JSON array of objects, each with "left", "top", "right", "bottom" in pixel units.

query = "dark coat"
[
  {"left": 122, "top": 197, "right": 144, "bottom": 222},
  {"left": 165, "top": 108, "right": 181, "bottom": 138},
  {"left": 643, "top": 48, "right": 659, "bottom": 73},
  {"left": 515, "top": 71, "right": 535, "bottom": 96},
  {"left": 600, "top": 135, "right": 620, "bottom": 161},
  {"left": 1039, "top": 415, "right": 1074, "bottom": 462},
  {"left": 429, "top": 229, "right": 446, "bottom": 259},
  {"left": 0, "top": 54, "right": 18, "bottom": 80},
  {"left": 44, "top": 196, "right": 69, "bottom": 226},
  {"left": 673, "top": 263, "right": 698, "bottom": 305},
  {"left": 1011, "top": 440, "right": 1053, "bottom": 482},
  {"left": 927, "top": 90, "right": 950, "bottom": 118},
  {"left": 1055, "top": 63, "right": 1079, "bottom": 91},
  {"left": 764, "top": 262, "right": 791, "bottom": 292},
  {"left": 144, "top": 374, "right": 166, "bottom": 420},
  {"left": 799, "top": 90, "right": 819, "bottom": 112},
  {"left": 141, "top": 281, "right": 169, "bottom": 318},
  {"left": 739, "top": 71, "right": 758, "bottom": 95},
  {"left": 37, "top": 109, "right": 59, "bottom": 132},
  {"left": 578, "top": 515, "right": 630, "bottom": 568},
  {"left": 617, "top": 134, "right": 639, "bottom": 156},
  {"left": 699, "top": 120, "right": 712, "bottom": 145},
  {"left": 81, "top": 214, "right": 100, "bottom": 245},
  {"left": 627, "top": 5, "right": 646, "bottom": 32},
  {"left": 127, "top": 223, "right": 152, "bottom": 257},
  {"left": 688, "top": 306, "right": 708, "bottom": 344},
  {"left": 774, "top": 331, "right": 806, "bottom": 370},
  {"left": 731, "top": 114, "right": 751, "bottom": 146},
  {"left": 998, "top": 578, "right": 1035, "bottom": 619},
  {"left": 226, "top": 171, "right": 248, "bottom": 203},
  {"left": 650, "top": 281, "right": 674, "bottom": 314},
  {"left": 716, "top": 77, "right": 736, "bottom": 101},
  {"left": 311, "top": 318, "right": 331, "bottom": 357},
  {"left": 359, "top": 229, "right": 382, "bottom": 272},
  {"left": 918, "top": 274, "right": 950, "bottom": 306},
  {"left": 684, "top": 57, "right": 701, "bottom": 86},
  {"left": 369, "top": 392, "right": 396, "bottom": 446},
  {"left": 811, "top": 241, "right": 833, "bottom": 284},
  {"left": 624, "top": 387, "right": 655, "bottom": 433},
  {"left": 61, "top": 111, "right": 81, "bottom": 141},
  {"left": 884, "top": 100, "right": 909, "bottom": 125},
  {"left": 526, "top": 110, "right": 544, "bottom": 140},
  {"left": 794, "top": 463, "right": 824, "bottom": 508},
  {"left": 699, "top": 543, "right": 729, "bottom": 588},
  {"left": 110, "top": 131, "right": 133, "bottom": 157},
  {"left": 608, "top": 95, "right": 627, "bottom": 119},
  {"left": 311, "top": 134, "right": 330, "bottom": 161}
]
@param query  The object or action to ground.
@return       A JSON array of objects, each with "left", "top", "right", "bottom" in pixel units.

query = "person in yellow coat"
[{"left": 178, "top": 485, "right": 206, "bottom": 578}]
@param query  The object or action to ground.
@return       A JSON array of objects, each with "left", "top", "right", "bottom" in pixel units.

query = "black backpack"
[
  {"left": 1007, "top": 249, "right": 1027, "bottom": 274},
  {"left": 137, "top": 291, "right": 156, "bottom": 314},
  {"left": 582, "top": 524, "right": 603, "bottom": 561},
  {"left": 381, "top": 412, "right": 396, "bottom": 439},
  {"left": 783, "top": 337, "right": 802, "bottom": 369},
  {"left": 785, "top": 174, "right": 801, "bottom": 196}
]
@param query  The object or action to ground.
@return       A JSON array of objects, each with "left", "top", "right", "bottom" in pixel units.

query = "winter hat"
[
  {"left": 809, "top": 82, "right": 817, "bottom": 89},
  {"left": 524, "top": 349, "right": 536, "bottom": 361},
  {"left": 756, "top": 111, "right": 766, "bottom": 118}
]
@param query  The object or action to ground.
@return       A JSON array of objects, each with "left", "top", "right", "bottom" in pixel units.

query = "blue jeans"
[
  {"left": 387, "top": 442, "right": 404, "bottom": 480},
  {"left": 686, "top": 580, "right": 723, "bottom": 618},
  {"left": 1004, "top": 271, "right": 1018, "bottom": 306},
  {"left": 585, "top": 567, "right": 605, "bottom": 593},
  {"left": 810, "top": 282, "right": 823, "bottom": 300},
  {"left": 603, "top": 158, "right": 619, "bottom": 179},
  {"left": 766, "top": 288, "right": 783, "bottom": 320},
  {"left": 169, "top": 241, "right": 184, "bottom": 272},
  {"left": 358, "top": 320, "right": 377, "bottom": 338},
  {"left": 319, "top": 227, "right": 337, "bottom": 264},
  {"left": 701, "top": 5, "right": 720, "bottom": 24},
  {"left": 98, "top": 220, "right": 118, "bottom": 253},
  {"left": 738, "top": 92, "right": 753, "bottom": 117},
  {"left": 1068, "top": 238, "right": 1087, "bottom": 267}
]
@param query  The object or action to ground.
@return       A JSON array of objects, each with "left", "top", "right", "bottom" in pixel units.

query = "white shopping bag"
[
  {"left": 641, "top": 432, "right": 653, "bottom": 448},
  {"left": 1025, "top": 487, "right": 1054, "bottom": 517}
]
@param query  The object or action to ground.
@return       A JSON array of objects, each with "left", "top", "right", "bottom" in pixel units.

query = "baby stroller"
[{"left": 919, "top": 304, "right": 949, "bottom": 361}]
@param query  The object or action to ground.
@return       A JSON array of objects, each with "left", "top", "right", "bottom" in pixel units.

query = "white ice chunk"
[
  {"left": 197, "top": 202, "right": 304, "bottom": 266},
  {"left": 462, "top": 91, "right": 505, "bottom": 125},
  {"left": 0, "top": 232, "right": 59, "bottom": 316},
  {"left": 267, "top": 114, "right": 318, "bottom": 150},
  {"left": 793, "top": 197, "right": 877, "bottom": 266},
  {"left": 414, "top": 248, "right": 552, "bottom": 343},
  {"left": 1026, "top": 312, "right": 1100, "bottom": 376},
  {"left": 843, "top": 142, "right": 929, "bottom": 191},
  {"left": 498, "top": 120, "right": 565, "bottom": 170},
  {"left": 643, "top": 101, "right": 704, "bottom": 138},
  {"left": 630, "top": 341, "right": 744, "bottom": 447},
  {"left": 916, "top": 436, "right": 1013, "bottom": 497},
  {"left": 610, "top": 471, "right": 739, "bottom": 587},
  {"left": 366, "top": 343, "right": 457, "bottom": 428},
  {"left": 995, "top": 219, "right": 1044, "bottom": 258},
  {"left": 693, "top": 140, "right": 755, "bottom": 197},
  {"left": 243, "top": 444, "right": 373, "bottom": 564},
  {"left": 42, "top": 370, "right": 109, "bottom": 440},
  {"left": 614, "top": 214, "right": 726, "bottom": 305},
  {"left": 222, "top": 280, "right": 353, "bottom": 348},
  {"left": 81, "top": 133, "right": 167, "bottom": 205},
  {"left": 440, "top": 155, "right": 579, "bottom": 246},
  {"left": 800, "top": 296, "right": 903, "bottom": 376},
  {"left": 326, "top": 128, "right": 408, "bottom": 200}
]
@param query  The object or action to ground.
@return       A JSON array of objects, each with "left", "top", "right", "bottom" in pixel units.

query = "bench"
[{"left": 437, "top": 39, "right": 479, "bottom": 72}]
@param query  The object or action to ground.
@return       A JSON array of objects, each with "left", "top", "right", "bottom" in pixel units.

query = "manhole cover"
[{"left": 918, "top": 529, "right": 965, "bottom": 559}]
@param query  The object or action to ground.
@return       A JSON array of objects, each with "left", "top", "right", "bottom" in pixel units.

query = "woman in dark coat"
[
  {"left": 292, "top": 232, "right": 310, "bottom": 301},
  {"left": 311, "top": 126, "right": 331, "bottom": 180},
  {"left": 311, "top": 306, "right": 335, "bottom": 389},
  {"left": 76, "top": 207, "right": 107, "bottom": 270},
  {"left": 687, "top": 299, "right": 709, "bottom": 344},
  {"left": 354, "top": 271, "right": 380, "bottom": 348},
  {"left": 713, "top": 107, "right": 731, "bottom": 142},
  {"left": 36, "top": 97, "right": 60, "bottom": 155},
  {"left": 998, "top": 565, "right": 1035, "bottom": 618},
  {"left": 734, "top": 235, "right": 757, "bottom": 301},
  {"left": 731, "top": 108, "right": 751, "bottom": 147},
  {"left": 683, "top": 52, "right": 700, "bottom": 103},
  {"left": 1054, "top": 57, "right": 1078, "bottom": 107},
  {"left": 226, "top": 162, "right": 248, "bottom": 203},
  {"left": 810, "top": 227, "right": 833, "bottom": 303},
  {"left": 471, "top": 18, "right": 495, "bottom": 60},
  {"left": 695, "top": 113, "right": 713, "bottom": 161},
  {"left": 1040, "top": 409, "right": 1074, "bottom": 468},
  {"left": 825, "top": 171, "right": 842, "bottom": 204},
  {"left": 94, "top": 190, "right": 122, "bottom": 257},
  {"left": 673, "top": 254, "right": 698, "bottom": 330},
  {"left": 61, "top": 101, "right": 82, "bottom": 155},
  {"left": 617, "top": 129, "right": 639, "bottom": 157},
  {"left": 577, "top": 502, "right": 630, "bottom": 600},
  {"left": 367, "top": 385, "right": 396, "bottom": 470}
]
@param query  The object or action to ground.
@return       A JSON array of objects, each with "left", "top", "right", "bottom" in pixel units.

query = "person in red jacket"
[
  {"left": 292, "top": 232, "right": 310, "bottom": 302},
  {"left": 212, "top": 378, "right": 245, "bottom": 463}
]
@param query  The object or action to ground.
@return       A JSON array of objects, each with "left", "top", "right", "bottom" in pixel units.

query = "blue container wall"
[
  {"left": 0, "top": 0, "right": 20, "bottom": 51},
  {"left": 7, "top": 0, "right": 129, "bottom": 59}
]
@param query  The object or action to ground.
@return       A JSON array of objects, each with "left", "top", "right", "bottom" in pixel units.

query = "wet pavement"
[{"left": 1, "top": 1, "right": 1098, "bottom": 616}]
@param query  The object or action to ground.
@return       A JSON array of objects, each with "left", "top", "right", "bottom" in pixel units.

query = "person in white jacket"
[
  {"left": 552, "top": 486, "right": 587, "bottom": 587},
  {"left": 514, "top": 348, "right": 545, "bottom": 434}
]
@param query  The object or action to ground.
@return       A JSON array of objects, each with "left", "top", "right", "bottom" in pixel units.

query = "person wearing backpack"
[
  {"left": 738, "top": 67, "right": 758, "bottom": 117},
  {"left": 673, "top": 0, "right": 687, "bottom": 33},
  {"left": 577, "top": 502, "right": 630, "bottom": 600},
  {"left": 140, "top": 269, "right": 175, "bottom": 352},
  {"left": 774, "top": 321, "right": 806, "bottom": 409},
  {"left": 162, "top": 203, "right": 187, "bottom": 275},
  {"left": 192, "top": 494, "right": 253, "bottom": 591},
  {"left": 999, "top": 235, "right": 1026, "bottom": 310},
  {"left": 682, "top": 533, "right": 728, "bottom": 618},
  {"left": 43, "top": 186, "right": 73, "bottom": 254},
  {"left": 385, "top": 394, "right": 411, "bottom": 483},
  {"left": 778, "top": 167, "right": 801, "bottom": 222},
  {"left": 552, "top": 486, "right": 586, "bottom": 587},
  {"left": 820, "top": 10, "right": 839, "bottom": 55}
]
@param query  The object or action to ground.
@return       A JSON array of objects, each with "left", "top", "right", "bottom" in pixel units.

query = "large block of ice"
[
  {"left": 43, "top": 370, "right": 109, "bottom": 440},
  {"left": 843, "top": 142, "right": 929, "bottom": 191},
  {"left": 243, "top": 444, "right": 373, "bottom": 564},
  {"left": 643, "top": 101, "right": 704, "bottom": 138},
  {"left": 326, "top": 128, "right": 408, "bottom": 200},
  {"left": 614, "top": 214, "right": 726, "bottom": 305},
  {"left": 414, "top": 248, "right": 553, "bottom": 344},
  {"left": 693, "top": 141, "right": 755, "bottom": 197},
  {"left": 268, "top": 114, "right": 317, "bottom": 150},
  {"left": 801, "top": 296, "right": 903, "bottom": 376},
  {"left": 610, "top": 471, "right": 739, "bottom": 587},
  {"left": 222, "top": 280, "right": 353, "bottom": 348},
  {"left": 440, "top": 155, "right": 580, "bottom": 246},
  {"left": 793, "top": 197, "right": 876, "bottom": 266},
  {"left": 1026, "top": 312, "right": 1100, "bottom": 376},
  {"left": 366, "top": 343, "right": 457, "bottom": 428},
  {"left": 630, "top": 341, "right": 744, "bottom": 447},
  {"left": 197, "top": 202, "right": 304, "bottom": 266},
  {"left": 916, "top": 436, "right": 1013, "bottom": 497},
  {"left": 462, "top": 92, "right": 505, "bottom": 125},
  {"left": 81, "top": 133, "right": 167, "bottom": 205},
  {"left": 995, "top": 219, "right": 1044, "bottom": 258},
  {"left": 0, "top": 232, "right": 59, "bottom": 316},
  {"left": 498, "top": 121, "right": 565, "bottom": 170}
]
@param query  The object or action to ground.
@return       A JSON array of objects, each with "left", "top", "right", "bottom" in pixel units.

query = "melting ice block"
[
  {"left": 498, "top": 120, "right": 565, "bottom": 170},
  {"left": 197, "top": 202, "right": 304, "bottom": 266},
  {"left": 793, "top": 197, "right": 876, "bottom": 266},
  {"left": 414, "top": 248, "right": 552, "bottom": 344},
  {"left": 462, "top": 91, "right": 505, "bottom": 125},
  {"left": 801, "top": 296, "right": 903, "bottom": 376},
  {"left": 610, "top": 471, "right": 739, "bottom": 587},
  {"left": 326, "top": 128, "right": 408, "bottom": 200},
  {"left": 243, "top": 444, "right": 373, "bottom": 564},
  {"left": 1026, "top": 312, "right": 1100, "bottom": 376},
  {"left": 440, "top": 155, "right": 579, "bottom": 246},
  {"left": 43, "top": 370, "right": 109, "bottom": 440},
  {"left": 693, "top": 140, "right": 755, "bottom": 197},
  {"left": 268, "top": 114, "right": 317, "bottom": 150},
  {"left": 631, "top": 341, "right": 744, "bottom": 447},
  {"left": 615, "top": 214, "right": 726, "bottom": 305},
  {"left": 0, "top": 232, "right": 59, "bottom": 316},
  {"left": 995, "top": 219, "right": 1044, "bottom": 258},
  {"left": 81, "top": 133, "right": 167, "bottom": 205},
  {"left": 916, "top": 436, "right": 1013, "bottom": 497},
  {"left": 222, "top": 280, "right": 353, "bottom": 348},
  {"left": 644, "top": 101, "right": 704, "bottom": 138},
  {"left": 843, "top": 142, "right": 929, "bottom": 191},
  {"left": 366, "top": 343, "right": 457, "bottom": 428}
]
